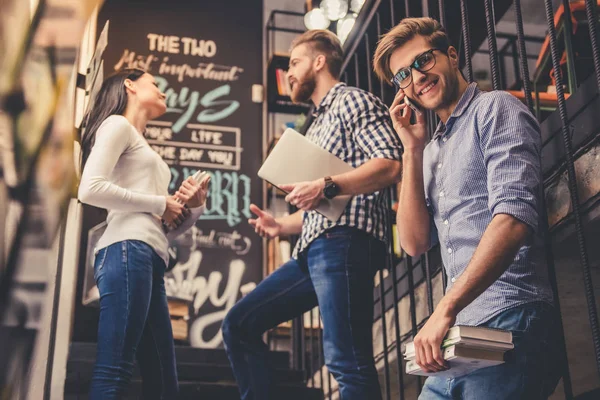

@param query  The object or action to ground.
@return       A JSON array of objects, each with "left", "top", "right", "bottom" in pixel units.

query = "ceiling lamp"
[
  {"left": 337, "top": 13, "right": 356, "bottom": 44},
  {"left": 320, "top": 0, "right": 348, "bottom": 21},
  {"left": 350, "top": 0, "right": 366, "bottom": 13},
  {"left": 304, "top": 7, "right": 331, "bottom": 30}
]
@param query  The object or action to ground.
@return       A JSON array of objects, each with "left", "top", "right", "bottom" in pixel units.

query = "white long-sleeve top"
[{"left": 78, "top": 115, "right": 203, "bottom": 266}]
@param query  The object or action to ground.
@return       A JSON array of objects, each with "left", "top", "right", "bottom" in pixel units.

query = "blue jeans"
[
  {"left": 90, "top": 240, "right": 178, "bottom": 399},
  {"left": 222, "top": 226, "right": 385, "bottom": 400},
  {"left": 419, "top": 301, "right": 562, "bottom": 400}
]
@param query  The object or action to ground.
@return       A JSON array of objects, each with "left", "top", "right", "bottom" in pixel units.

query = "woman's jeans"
[{"left": 89, "top": 240, "right": 178, "bottom": 399}]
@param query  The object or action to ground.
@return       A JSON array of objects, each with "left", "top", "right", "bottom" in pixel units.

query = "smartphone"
[
  {"left": 404, "top": 96, "right": 423, "bottom": 116},
  {"left": 192, "top": 170, "right": 210, "bottom": 186}
]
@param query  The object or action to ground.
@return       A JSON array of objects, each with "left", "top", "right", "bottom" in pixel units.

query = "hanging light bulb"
[
  {"left": 304, "top": 8, "right": 331, "bottom": 30},
  {"left": 350, "top": 0, "right": 366, "bottom": 13},
  {"left": 337, "top": 13, "right": 356, "bottom": 44},
  {"left": 320, "top": 0, "right": 348, "bottom": 21}
]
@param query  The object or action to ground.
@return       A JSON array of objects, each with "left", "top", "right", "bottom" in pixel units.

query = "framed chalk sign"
[{"left": 74, "top": 0, "right": 264, "bottom": 348}]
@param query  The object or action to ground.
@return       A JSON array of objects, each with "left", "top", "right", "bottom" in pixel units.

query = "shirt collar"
[
  {"left": 313, "top": 82, "right": 346, "bottom": 116},
  {"left": 433, "top": 82, "right": 479, "bottom": 140}
]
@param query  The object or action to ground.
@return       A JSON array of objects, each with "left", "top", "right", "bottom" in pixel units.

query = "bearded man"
[{"left": 222, "top": 29, "right": 403, "bottom": 400}]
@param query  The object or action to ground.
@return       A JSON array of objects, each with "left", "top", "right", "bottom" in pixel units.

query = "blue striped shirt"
[
  {"left": 424, "top": 83, "right": 553, "bottom": 326},
  {"left": 293, "top": 83, "right": 403, "bottom": 258}
]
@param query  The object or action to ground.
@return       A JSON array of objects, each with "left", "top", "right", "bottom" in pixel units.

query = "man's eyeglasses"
[{"left": 391, "top": 48, "right": 445, "bottom": 90}]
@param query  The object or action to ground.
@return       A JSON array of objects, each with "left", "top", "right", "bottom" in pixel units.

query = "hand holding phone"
[
  {"left": 404, "top": 96, "right": 423, "bottom": 116},
  {"left": 389, "top": 90, "right": 428, "bottom": 151}
]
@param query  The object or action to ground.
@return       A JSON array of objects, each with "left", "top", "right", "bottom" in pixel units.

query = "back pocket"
[{"left": 93, "top": 248, "right": 108, "bottom": 281}]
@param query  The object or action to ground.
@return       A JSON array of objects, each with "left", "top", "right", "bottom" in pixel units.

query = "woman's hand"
[
  {"left": 162, "top": 196, "right": 190, "bottom": 228},
  {"left": 174, "top": 174, "right": 211, "bottom": 208}
]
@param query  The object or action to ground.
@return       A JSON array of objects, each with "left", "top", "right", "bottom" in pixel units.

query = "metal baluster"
[
  {"left": 484, "top": 0, "right": 501, "bottom": 90},
  {"left": 354, "top": 53, "right": 360, "bottom": 89},
  {"left": 513, "top": 0, "right": 534, "bottom": 112},
  {"left": 422, "top": 253, "right": 434, "bottom": 315},
  {"left": 317, "top": 308, "right": 324, "bottom": 389},
  {"left": 309, "top": 309, "right": 314, "bottom": 386},
  {"left": 498, "top": 39, "right": 510, "bottom": 89},
  {"left": 376, "top": 11, "right": 406, "bottom": 398},
  {"left": 388, "top": 194, "right": 406, "bottom": 400},
  {"left": 423, "top": 0, "right": 439, "bottom": 318},
  {"left": 438, "top": 0, "right": 446, "bottom": 27},
  {"left": 560, "top": 0, "right": 578, "bottom": 91},
  {"left": 510, "top": 40, "right": 521, "bottom": 98},
  {"left": 513, "top": 2, "right": 573, "bottom": 395},
  {"left": 364, "top": 31, "right": 391, "bottom": 400},
  {"left": 544, "top": 0, "right": 600, "bottom": 378},
  {"left": 584, "top": 0, "right": 600, "bottom": 89},
  {"left": 406, "top": 256, "right": 422, "bottom": 391},
  {"left": 459, "top": 0, "right": 474, "bottom": 82}
]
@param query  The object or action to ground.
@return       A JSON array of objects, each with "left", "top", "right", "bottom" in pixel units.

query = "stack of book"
[
  {"left": 404, "top": 326, "right": 514, "bottom": 378},
  {"left": 275, "top": 68, "right": 292, "bottom": 97},
  {"left": 167, "top": 297, "right": 191, "bottom": 342}
]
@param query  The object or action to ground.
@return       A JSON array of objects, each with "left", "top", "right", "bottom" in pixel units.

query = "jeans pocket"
[
  {"left": 94, "top": 248, "right": 108, "bottom": 282},
  {"left": 506, "top": 305, "right": 554, "bottom": 365}
]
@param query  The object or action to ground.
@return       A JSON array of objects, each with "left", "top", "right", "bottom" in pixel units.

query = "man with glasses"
[{"left": 374, "top": 17, "right": 561, "bottom": 399}]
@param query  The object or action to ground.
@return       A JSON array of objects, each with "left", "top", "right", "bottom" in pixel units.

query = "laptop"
[{"left": 258, "top": 128, "right": 354, "bottom": 222}]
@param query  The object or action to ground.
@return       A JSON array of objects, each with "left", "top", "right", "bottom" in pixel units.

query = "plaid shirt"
[{"left": 293, "top": 83, "right": 403, "bottom": 258}]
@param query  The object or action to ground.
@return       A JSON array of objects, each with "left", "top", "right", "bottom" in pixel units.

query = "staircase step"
[
  {"left": 68, "top": 342, "right": 290, "bottom": 368},
  {"left": 65, "top": 380, "right": 324, "bottom": 400},
  {"left": 66, "top": 359, "right": 305, "bottom": 385}
]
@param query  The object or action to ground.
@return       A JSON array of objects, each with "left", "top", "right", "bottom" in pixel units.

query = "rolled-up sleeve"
[
  {"left": 478, "top": 92, "right": 542, "bottom": 233},
  {"left": 342, "top": 89, "right": 403, "bottom": 160}
]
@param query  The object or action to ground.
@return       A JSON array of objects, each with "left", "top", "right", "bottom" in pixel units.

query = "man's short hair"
[
  {"left": 373, "top": 17, "right": 450, "bottom": 83},
  {"left": 290, "top": 29, "right": 344, "bottom": 78}
]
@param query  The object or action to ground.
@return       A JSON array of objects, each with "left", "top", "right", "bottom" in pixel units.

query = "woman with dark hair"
[{"left": 78, "top": 68, "right": 210, "bottom": 399}]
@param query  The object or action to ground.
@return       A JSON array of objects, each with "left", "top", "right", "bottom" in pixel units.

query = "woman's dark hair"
[{"left": 79, "top": 68, "right": 145, "bottom": 170}]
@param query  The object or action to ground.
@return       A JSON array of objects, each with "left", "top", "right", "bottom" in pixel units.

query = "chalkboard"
[{"left": 75, "top": 0, "right": 264, "bottom": 348}]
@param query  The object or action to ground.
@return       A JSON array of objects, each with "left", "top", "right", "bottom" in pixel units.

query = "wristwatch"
[{"left": 323, "top": 176, "right": 340, "bottom": 200}]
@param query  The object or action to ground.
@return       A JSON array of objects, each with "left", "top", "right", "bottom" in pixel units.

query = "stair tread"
[
  {"left": 65, "top": 379, "right": 324, "bottom": 400},
  {"left": 66, "top": 359, "right": 305, "bottom": 383},
  {"left": 68, "top": 342, "right": 289, "bottom": 367}
]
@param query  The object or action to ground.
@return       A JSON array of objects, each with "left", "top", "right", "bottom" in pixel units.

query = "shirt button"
[
  {"left": 440, "top": 191, "right": 445, "bottom": 197},
  {"left": 438, "top": 163, "right": 442, "bottom": 169},
  {"left": 444, "top": 219, "right": 449, "bottom": 225},
  {"left": 451, "top": 277, "right": 456, "bottom": 283},
  {"left": 443, "top": 137, "right": 448, "bottom": 142},
  {"left": 447, "top": 247, "right": 453, "bottom": 254}
]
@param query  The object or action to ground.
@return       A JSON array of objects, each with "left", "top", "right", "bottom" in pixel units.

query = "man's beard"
[
  {"left": 433, "top": 72, "right": 460, "bottom": 111},
  {"left": 414, "top": 72, "right": 460, "bottom": 112},
  {"left": 291, "top": 71, "right": 316, "bottom": 104}
]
